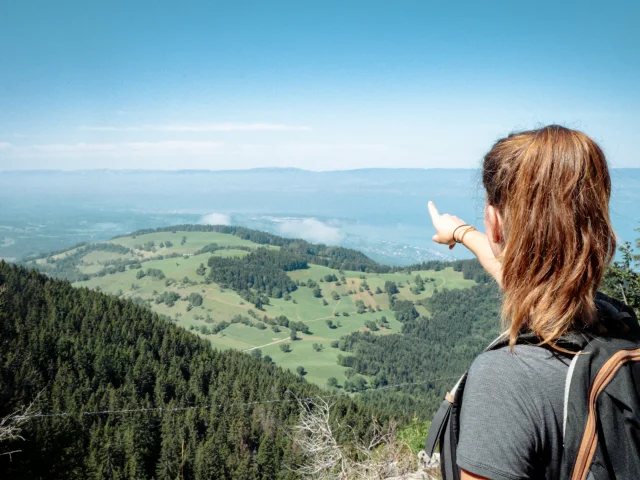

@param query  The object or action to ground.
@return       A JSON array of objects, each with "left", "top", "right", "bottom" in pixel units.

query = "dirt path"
[
  {"left": 245, "top": 305, "right": 347, "bottom": 352},
  {"left": 331, "top": 297, "right": 341, "bottom": 315},
  {"left": 302, "top": 314, "right": 336, "bottom": 324},
  {"left": 207, "top": 291, "right": 252, "bottom": 310},
  {"left": 243, "top": 337, "right": 289, "bottom": 352}
]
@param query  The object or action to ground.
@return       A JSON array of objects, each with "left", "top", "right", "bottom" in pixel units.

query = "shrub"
[
  {"left": 251, "top": 349, "right": 262, "bottom": 360},
  {"left": 188, "top": 292, "right": 203, "bottom": 306},
  {"left": 397, "top": 417, "right": 432, "bottom": 454},
  {"left": 364, "top": 320, "right": 379, "bottom": 331}
]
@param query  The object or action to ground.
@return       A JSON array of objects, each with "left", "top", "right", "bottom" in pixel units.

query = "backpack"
[{"left": 424, "top": 292, "right": 640, "bottom": 480}]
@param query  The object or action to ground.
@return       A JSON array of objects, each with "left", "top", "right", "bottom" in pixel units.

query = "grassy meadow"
[{"left": 26, "top": 229, "right": 476, "bottom": 389}]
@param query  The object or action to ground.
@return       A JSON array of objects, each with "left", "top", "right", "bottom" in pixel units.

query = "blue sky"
[{"left": 0, "top": 0, "right": 638, "bottom": 170}]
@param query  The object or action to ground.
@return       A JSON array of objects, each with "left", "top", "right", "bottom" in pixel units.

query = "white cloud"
[
  {"left": 81, "top": 123, "right": 311, "bottom": 132},
  {"left": 0, "top": 139, "right": 392, "bottom": 170},
  {"left": 200, "top": 213, "right": 231, "bottom": 226},
  {"left": 281, "top": 143, "right": 388, "bottom": 154},
  {"left": 124, "top": 141, "right": 222, "bottom": 151},
  {"left": 277, "top": 218, "right": 344, "bottom": 244},
  {"left": 16, "top": 141, "right": 223, "bottom": 157},
  {"left": 81, "top": 126, "right": 135, "bottom": 131},
  {"left": 33, "top": 143, "right": 116, "bottom": 153},
  {"left": 158, "top": 123, "right": 311, "bottom": 132}
]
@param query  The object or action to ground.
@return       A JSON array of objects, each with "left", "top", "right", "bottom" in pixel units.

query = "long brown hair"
[{"left": 483, "top": 125, "right": 616, "bottom": 347}]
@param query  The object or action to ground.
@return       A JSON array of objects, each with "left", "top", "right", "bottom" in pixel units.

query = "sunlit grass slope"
[{"left": 25, "top": 229, "right": 476, "bottom": 388}]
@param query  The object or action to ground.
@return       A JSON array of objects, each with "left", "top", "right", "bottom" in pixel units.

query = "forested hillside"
[
  {"left": 341, "top": 283, "right": 501, "bottom": 418},
  {"left": 0, "top": 262, "right": 379, "bottom": 479}
]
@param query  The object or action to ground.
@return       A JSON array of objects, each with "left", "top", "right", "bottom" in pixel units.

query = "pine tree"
[
  {"left": 194, "top": 436, "right": 228, "bottom": 480},
  {"left": 257, "top": 435, "right": 278, "bottom": 480},
  {"left": 155, "top": 413, "right": 182, "bottom": 480}
]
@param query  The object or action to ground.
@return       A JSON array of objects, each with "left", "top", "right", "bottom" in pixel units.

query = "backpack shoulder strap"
[
  {"left": 562, "top": 351, "right": 582, "bottom": 438},
  {"left": 423, "top": 398, "right": 452, "bottom": 459},
  {"left": 424, "top": 332, "right": 507, "bottom": 474},
  {"left": 424, "top": 373, "right": 466, "bottom": 458}
]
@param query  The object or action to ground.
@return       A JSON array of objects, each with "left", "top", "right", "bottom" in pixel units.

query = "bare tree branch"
[
  {"left": 0, "top": 391, "right": 43, "bottom": 458},
  {"left": 290, "top": 396, "right": 420, "bottom": 480}
]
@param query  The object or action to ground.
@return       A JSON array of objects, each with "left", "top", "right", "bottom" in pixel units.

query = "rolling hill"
[{"left": 23, "top": 225, "right": 484, "bottom": 392}]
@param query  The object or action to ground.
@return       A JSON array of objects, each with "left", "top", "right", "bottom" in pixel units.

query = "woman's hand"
[
  {"left": 428, "top": 201, "right": 468, "bottom": 250},
  {"left": 428, "top": 200, "right": 503, "bottom": 286}
]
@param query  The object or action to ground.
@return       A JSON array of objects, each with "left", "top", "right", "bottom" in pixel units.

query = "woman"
[{"left": 427, "top": 125, "right": 623, "bottom": 479}]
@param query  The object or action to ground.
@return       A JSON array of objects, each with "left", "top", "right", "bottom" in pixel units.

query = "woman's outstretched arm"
[{"left": 427, "top": 201, "right": 502, "bottom": 287}]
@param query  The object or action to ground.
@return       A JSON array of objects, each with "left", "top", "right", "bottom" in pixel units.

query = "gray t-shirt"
[{"left": 457, "top": 345, "right": 571, "bottom": 480}]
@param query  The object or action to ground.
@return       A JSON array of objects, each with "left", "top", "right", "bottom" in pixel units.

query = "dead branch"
[
  {"left": 290, "top": 396, "right": 417, "bottom": 480},
  {"left": 0, "top": 391, "right": 42, "bottom": 458}
]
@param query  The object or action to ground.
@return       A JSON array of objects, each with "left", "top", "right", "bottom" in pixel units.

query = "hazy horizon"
[{"left": 2, "top": 168, "right": 638, "bottom": 266}]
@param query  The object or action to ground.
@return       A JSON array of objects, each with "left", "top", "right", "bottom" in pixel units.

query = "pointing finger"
[{"left": 427, "top": 201, "right": 439, "bottom": 221}]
